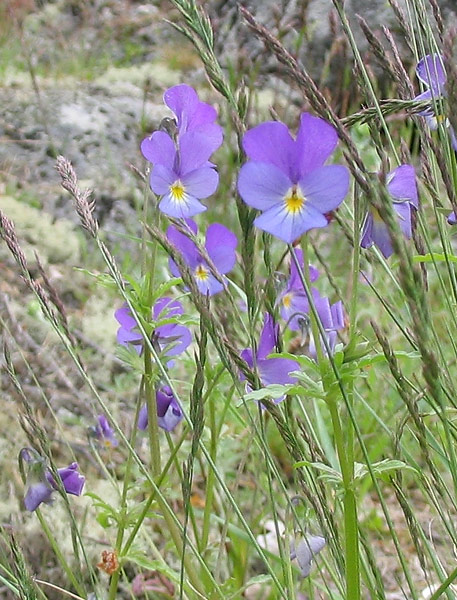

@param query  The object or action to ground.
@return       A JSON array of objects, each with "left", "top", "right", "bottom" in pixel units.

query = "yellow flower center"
[
  {"left": 170, "top": 180, "right": 186, "bottom": 203},
  {"left": 372, "top": 207, "right": 383, "bottom": 223},
  {"left": 282, "top": 293, "right": 293, "bottom": 309},
  {"left": 284, "top": 185, "right": 305, "bottom": 214},
  {"left": 195, "top": 264, "right": 209, "bottom": 281}
]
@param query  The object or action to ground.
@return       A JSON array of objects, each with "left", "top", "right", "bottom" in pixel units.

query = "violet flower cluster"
[
  {"left": 20, "top": 448, "right": 85, "bottom": 512},
  {"left": 115, "top": 298, "right": 189, "bottom": 432},
  {"left": 241, "top": 313, "right": 300, "bottom": 394},
  {"left": 115, "top": 297, "right": 191, "bottom": 361},
  {"left": 360, "top": 165, "right": 418, "bottom": 258},
  {"left": 141, "top": 84, "right": 223, "bottom": 218},
  {"left": 278, "top": 248, "right": 345, "bottom": 356},
  {"left": 167, "top": 219, "right": 237, "bottom": 296},
  {"left": 238, "top": 113, "right": 350, "bottom": 243}
]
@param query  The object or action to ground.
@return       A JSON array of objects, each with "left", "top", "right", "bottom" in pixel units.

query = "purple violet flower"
[
  {"left": 237, "top": 113, "right": 350, "bottom": 243},
  {"left": 141, "top": 85, "right": 223, "bottom": 218},
  {"left": 114, "top": 298, "right": 192, "bottom": 360},
  {"left": 360, "top": 165, "right": 418, "bottom": 259},
  {"left": 309, "top": 291, "right": 345, "bottom": 357},
  {"left": 240, "top": 313, "right": 299, "bottom": 396},
  {"left": 167, "top": 219, "right": 238, "bottom": 295},
  {"left": 20, "top": 449, "right": 85, "bottom": 512},
  {"left": 291, "top": 535, "right": 326, "bottom": 578},
  {"left": 279, "top": 248, "right": 319, "bottom": 331},
  {"left": 94, "top": 415, "right": 118, "bottom": 448},
  {"left": 414, "top": 54, "right": 457, "bottom": 152},
  {"left": 138, "top": 385, "right": 183, "bottom": 432}
]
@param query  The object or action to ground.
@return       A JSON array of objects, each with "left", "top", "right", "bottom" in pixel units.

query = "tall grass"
[{"left": 2, "top": 0, "right": 457, "bottom": 598}]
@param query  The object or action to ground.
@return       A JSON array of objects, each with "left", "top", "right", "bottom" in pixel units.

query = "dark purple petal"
[
  {"left": 141, "top": 131, "right": 176, "bottom": 169},
  {"left": 238, "top": 161, "right": 291, "bottom": 211},
  {"left": 257, "top": 313, "right": 278, "bottom": 359},
  {"left": 167, "top": 224, "right": 200, "bottom": 268},
  {"left": 24, "top": 481, "right": 54, "bottom": 511},
  {"left": 156, "top": 386, "right": 183, "bottom": 431},
  {"left": 448, "top": 211, "right": 457, "bottom": 225},
  {"left": 205, "top": 224, "right": 238, "bottom": 274},
  {"left": 149, "top": 164, "right": 176, "bottom": 196},
  {"left": 181, "top": 166, "right": 219, "bottom": 199},
  {"left": 55, "top": 463, "right": 85, "bottom": 496},
  {"left": 95, "top": 415, "right": 118, "bottom": 448},
  {"left": 416, "top": 54, "right": 446, "bottom": 94},
  {"left": 254, "top": 202, "right": 328, "bottom": 243},
  {"left": 295, "top": 113, "right": 339, "bottom": 178},
  {"left": 138, "top": 404, "right": 148, "bottom": 430},
  {"left": 360, "top": 213, "right": 374, "bottom": 250},
  {"left": 300, "top": 165, "right": 350, "bottom": 214},
  {"left": 258, "top": 357, "right": 299, "bottom": 386},
  {"left": 387, "top": 165, "right": 418, "bottom": 207},
  {"left": 242, "top": 121, "right": 296, "bottom": 178}
]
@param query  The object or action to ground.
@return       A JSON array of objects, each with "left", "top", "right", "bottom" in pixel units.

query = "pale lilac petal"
[
  {"left": 300, "top": 165, "right": 349, "bottom": 213},
  {"left": 314, "top": 293, "right": 332, "bottom": 330},
  {"left": 181, "top": 166, "right": 219, "bottom": 199},
  {"left": 238, "top": 162, "right": 291, "bottom": 210},
  {"left": 24, "top": 482, "right": 54, "bottom": 511},
  {"left": 414, "top": 89, "right": 433, "bottom": 116},
  {"left": 280, "top": 290, "right": 310, "bottom": 331},
  {"left": 179, "top": 131, "right": 220, "bottom": 173},
  {"left": 448, "top": 211, "right": 457, "bottom": 225},
  {"left": 241, "top": 348, "right": 254, "bottom": 371},
  {"left": 295, "top": 113, "right": 338, "bottom": 177},
  {"left": 195, "top": 272, "right": 225, "bottom": 296},
  {"left": 294, "top": 536, "right": 326, "bottom": 578},
  {"left": 394, "top": 201, "right": 412, "bottom": 238},
  {"left": 258, "top": 357, "right": 299, "bottom": 386},
  {"left": 164, "top": 84, "right": 199, "bottom": 127},
  {"left": 167, "top": 225, "right": 200, "bottom": 268},
  {"left": 141, "top": 131, "right": 176, "bottom": 169},
  {"left": 115, "top": 306, "right": 137, "bottom": 331},
  {"left": 242, "top": 122, "right": 296, "bottom": 178},
  {"left": 330, "top": 301, "right": 345, "bottom": 330},
  {"left": 149, "top": 164, "right": 176, "bottom": 195},
  {"left": 254, "top": 202, "right": 328, "bottom": 243},
  {"left": 387, "top": 165, "right": 418, "bottom": 207},
  {"left": 117, "top": 326, "right": 142, "bottom": 347},
  {"left": 370, "top": 219, "right": 393, "bottom": 258},
  {"left": 153, "top": 297, "right": 184, "bottom": 320},
  {"left": 159, "top": 191, "right": 207, "bottom": 218},
  {"left": 289, "top": 248, "right": 319, "bottom": 288},
  {"left": 205, "top": 224, "right": 238, "bottom": 274},
  {"left": 416, "top": 54, "right": 446, "bottom": 93},
  {"left": 156, "top": 323, "right": 192, "bottom": 356},
  {"left": 450, "top": 126, "right": 457, "bottom": 151},
  {"left": 138, "top": 405, "right": 148, "bottom": 430},
  {"left": 258, "top": 313, "right": 277, "bottom": 359}
]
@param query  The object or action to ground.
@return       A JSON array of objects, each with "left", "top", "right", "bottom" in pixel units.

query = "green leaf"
[
  {"left": 243, "top": 384, "right": 302, "bottom": 402},
  {"left": 412, "top": 252, "right": 457, "bottom": 264}
]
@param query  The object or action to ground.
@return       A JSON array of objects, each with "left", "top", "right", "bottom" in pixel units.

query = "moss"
[{"left": 0, "top": 195, "right": 81, "bottom": 265}]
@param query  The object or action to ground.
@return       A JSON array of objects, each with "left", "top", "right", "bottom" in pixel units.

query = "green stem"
[
  {"left": 144, "top": 346, "right": 161, "bottom": 477},
  {"left": 36, "top": 512, "right": 85, "bottom": 597},
  {"left": 200, "top": 388, "right": 217, "bottom": 552}
]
